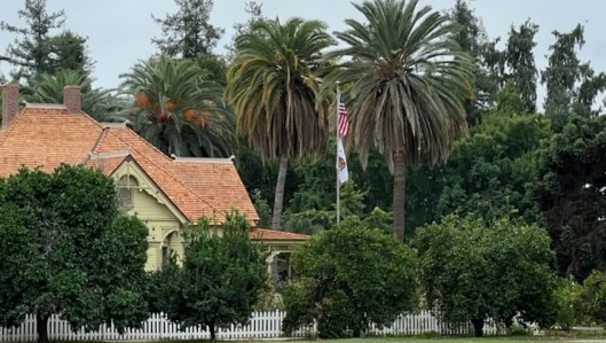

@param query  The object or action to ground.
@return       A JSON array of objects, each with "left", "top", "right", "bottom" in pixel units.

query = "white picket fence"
[{"left": 0, "top": 310, "right": 498, "bottom": 341}]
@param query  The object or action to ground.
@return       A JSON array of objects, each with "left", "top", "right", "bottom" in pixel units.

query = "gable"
[{"left": 111, "top": 159, "right": 188, "bottom": 224}]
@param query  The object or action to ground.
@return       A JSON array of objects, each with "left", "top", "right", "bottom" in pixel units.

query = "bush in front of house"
[
  {"left": 282, "top": 218, "right": 418, "bottom": 338},
  {"left": 0, "top": 165, "right": 150, "bottom": 343},
  {"left": 151, "top": 210, "right": 267, "bottom": 341}
]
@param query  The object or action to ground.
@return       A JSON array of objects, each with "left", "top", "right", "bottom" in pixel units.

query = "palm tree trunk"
[
  {"left": 392, "top": 149, "right": 406, "bottom": 242},
  {"left": 271, "top": 157, "right": 288, "bottom": 230}
]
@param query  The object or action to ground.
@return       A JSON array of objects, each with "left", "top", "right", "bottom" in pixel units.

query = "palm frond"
[{"left": 225, "top": 17, "right": 335, "bottom": 164}]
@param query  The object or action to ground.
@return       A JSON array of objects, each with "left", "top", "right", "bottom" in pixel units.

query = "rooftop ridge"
[
  {"left": 88, "top": 149, "right": 131, "bottom": 159},
  {"left": 24, "top": 103, "right": 67, "bottom": 109},
  {"left": 171, "top": 155, "right": 235, "bottom": 164},
  {"left": 101, "top": 122, "right": 128, "bottom": 128}
]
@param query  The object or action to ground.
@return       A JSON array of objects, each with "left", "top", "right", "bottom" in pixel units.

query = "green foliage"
[
  {"left": 152, "top": 211, "right": 267, "bottom": 341},
  {"left": 25, "top": 70, "right": 126, "bottom": 122},
  {"left": 225, "top": 17, "right": 334, "bottom": 229},
  {"left": 414, "top": 215, "right": 557, "bottom": 337},
  {"left": 496, "top": 82, "right": 527, "bottom": 115},
  {"left": 225, "top": 17, "right": 334, "bottom": 163},
  {"left": 541, "top": 24, "right": 606, "bottom": 129},
  {"left": 152, "top": 0, "right": 224, "bottom": 58},
  {"left": 324, "top": 0, "right": 474, "bottom": 241},
  {"left": 446, "top": 0, "right": 498, "bottom": 123},
  {"left": 0, "top": 164, "right": 149, "bottom": 342},
  {"left": 250, "top": 188, "right": 271, "bottom": 228},
  {"left": 195, "top": 53, "right": 227, "bottom": 86},
  {"left": 505, "top": 20, "right": 539, "bottom": 114},
  {"left": 0, "top": 0, "right": 92, "bottom": 83},
  {"left": 580, "top": 270, "right": 606, "bottom": 324},
  {"left": 534, "top": 115, "right": 606, "bottom": 281},
  {"left": 554, "top": 277, "right": 583, "bottom": 330},
  {"left": 283, "top": 219, "right": 418, "bottom": 338},
  {"left": 405, "top": 110, "right": 550, "bottom": 234},
  {"left": 120, "top": 54, "right": 235, "bottom": 158}
]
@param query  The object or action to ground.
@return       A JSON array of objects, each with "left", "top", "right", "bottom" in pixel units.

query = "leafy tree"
[
  {"left": 195, "top": 53, "right": 227, "bottom": 86},
  {"left": 0, "top": 0, "right": 92, "bottom": 83},
  {"left": 414, "top": 215, "right": 557, "bottom": 337},
  {"left": 153, "top": 211, "right": 267, "bottom": 341},
  {"left": 541, "top": 24, "right": 606, "bottom": 129},
  {"left": 283, "top": 180, "right": 375, "bottom": 235},
  {"left": 0, "top": 165, "right": 149, "bottom": 343},
  {"left": 505, "top": 20, "right": 539, "bottom": 114},
  {"left": 25, "top": 70, "right": 126, "bottom": 122},
  {"left": 225, "top": 18, "right": 334, "bottom": 230},
  {"left": 403, "top": 87, "right": 550, "bottom": 235},
  {"left": 282, "top": 219, "right": 417, "bottom": 338},
  {"left": 534, "top": 115, "right": 606, "bottom": 281},
  {"left": 250, "top": 188, "right": 272, "bottom": 228},
  {"left": 438, "top": 107, "right": 549, "bottom": 223},
  {"left": 446, "top": 0, "right": 498, "bottom": 123},
  {"left": 152, "top": 0, "right": 224, "bottom": 58},
  {"left": 579, "top": 270, "right": 606, "bottom": 324},
  {"left": 554, "top": 277, "right": 583, "bottom": 330},
  {"left": 120, "top": 55, "right": 235, "bottom": 157}
]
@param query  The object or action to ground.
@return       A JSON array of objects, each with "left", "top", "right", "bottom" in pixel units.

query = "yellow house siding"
[
  {"left": 132, "top": 188, "right": 177, "bottom": 220},
  {"left": 111, "top": 160, "right": 186, "bottom": 272}
]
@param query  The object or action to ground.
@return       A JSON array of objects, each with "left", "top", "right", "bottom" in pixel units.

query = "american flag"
[{"left": 338, "top": 100, "right": 349, "bottom": 137}]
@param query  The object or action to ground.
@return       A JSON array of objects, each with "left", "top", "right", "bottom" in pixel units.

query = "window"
[{"left": 116, "top": 175, "right": 138, "bottom": 211}]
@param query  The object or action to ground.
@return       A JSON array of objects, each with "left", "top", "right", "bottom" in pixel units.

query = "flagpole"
[{"left": 336, "top": 83, "right": 341, "bottom": 224}]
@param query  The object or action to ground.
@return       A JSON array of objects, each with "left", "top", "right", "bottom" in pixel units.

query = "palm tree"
[
  {"left": 324, "top": 0, "right": 474, "bottom": 241},
  {"left": 26, "top": 70, "right": 127, "bottom": 122},
  {"left": 120, "top": 55, "right": 235, "bottom": 157},
  {"left": 225, "top": 18, "right": 334, "bottom": 230}
]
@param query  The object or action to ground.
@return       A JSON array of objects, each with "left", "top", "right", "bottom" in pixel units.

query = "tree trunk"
[
  {"left": 471, "top": 317, "right": 484, "bottom": 337},
  {"left": 36, "top": 313, "right": 49, "bottom": 343},
  {"left": 392, "top": 149, "right": 406, "bottom": 242},
  {"left": 271, "top": 157, "right": 288, "bottom": 230},
  {"left": 209, "top": 321, "right": 216, "bottom": 341}
]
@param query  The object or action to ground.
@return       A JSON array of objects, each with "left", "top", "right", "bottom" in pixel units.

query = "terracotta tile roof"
[
  {"left": 0, "top": 106, "right": 258, "bottom": 224},
  {"left": 249, "top": 228, "right": 311, "bottom": 242}
]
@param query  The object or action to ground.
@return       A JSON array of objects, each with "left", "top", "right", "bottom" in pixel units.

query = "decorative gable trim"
[{"left": 111, "top": 157, "right": 189, "bottom": 225}]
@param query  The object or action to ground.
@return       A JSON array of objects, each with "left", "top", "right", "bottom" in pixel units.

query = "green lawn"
[{"left": 257, "top": 338, "right": 606, "bottom": 343}]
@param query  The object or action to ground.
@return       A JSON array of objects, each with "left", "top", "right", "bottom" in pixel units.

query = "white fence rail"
[{"left": 0, "top": 310, "right": 498, "bottom": 341}]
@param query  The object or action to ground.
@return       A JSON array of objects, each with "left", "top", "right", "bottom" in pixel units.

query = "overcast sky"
[{"left": 1, "top": 0, "right": 605, "bottom": 109}]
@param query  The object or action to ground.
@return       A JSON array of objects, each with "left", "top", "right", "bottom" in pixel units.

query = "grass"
[{"left": 259, "top": 338, "right": 606, "bottom": 343}]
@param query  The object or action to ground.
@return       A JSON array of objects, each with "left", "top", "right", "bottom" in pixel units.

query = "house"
[{"left": 0, "top": 83, "right": 308, "bottom": 274}]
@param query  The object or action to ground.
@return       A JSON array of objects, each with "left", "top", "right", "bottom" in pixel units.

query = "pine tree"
[
  {"left": 0, "top": 0, "right": 92, "bottom": 83},
  {"left": 152, "top": 0, "right": 224, "bottom": 58}
]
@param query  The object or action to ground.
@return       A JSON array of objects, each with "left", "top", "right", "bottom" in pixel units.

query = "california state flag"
[{"left": 337, "top": 138, "right": 349, "bottom": 185}]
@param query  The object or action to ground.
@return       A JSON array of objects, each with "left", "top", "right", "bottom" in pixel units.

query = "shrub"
[
  {"left": 554, "top": 277, "right": 583, "bottom": 330},
  {"left": 282, "top": 218, "right": 418, "bottom": 338}
]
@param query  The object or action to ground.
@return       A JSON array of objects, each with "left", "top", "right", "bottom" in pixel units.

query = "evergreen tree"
[
  {"left": 152, "top": 0, "right": 224, "bottom": 58},
  {"left": 447, "top": 0, "right": 498, "bottom": 124},
  {"left": 541, "top": 24, "right": 606, "bottom": 129},
  {"left": 506, "top": 20, "right": 539, "bottom": 113},
  {"left": 0, "top": 0, "right": 92, "bottom": 83}
]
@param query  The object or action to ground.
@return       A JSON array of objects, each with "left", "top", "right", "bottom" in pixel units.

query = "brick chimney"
[
  {"left": 2, "top": 83, "right": 19, "bottom": 128},
  {"left": 63, "top": 85, "right": 81, "bottom": 113}
]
